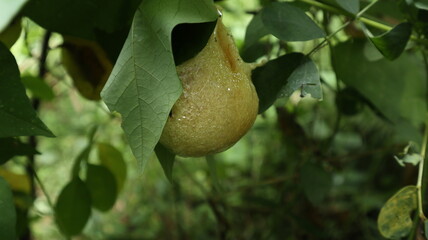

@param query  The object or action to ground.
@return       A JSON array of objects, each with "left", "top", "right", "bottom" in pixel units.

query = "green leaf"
[
  {"left": 244, "top": 13, "right": 270, "bottom": 48},
  {"left": 0, "top": 0, "right": 27, "bottom": 32},
  {"left": 21, "top": 76, "right": 55, "bottom": 101},
  {"left": 101, "top": 0, "right": 218, "bottom": 170},
  {"left": 206, "top": 155, "right": 223, "bottom": 193},
  {"left": 86, "top": 164, "right": 118, "bottom": 212},
  {"left": 0, "top": 176, "right": 16, "bottom": 240},
  {"left": 300, "top": 162, "right": 332, "bottom": 205},
  {"left": 55, "top": 177, "right": 92, "bottom": 236},
  {"left": 71, "top": 126, "right": 97, "bottom": 177},
  {"left": 363, "top": 22, "right": 412, "bottom": 60},
  {"left": 377, "top": 185, "right": 417, "bottom": 239},
  {"left": 0, "top": 43, "right": 54, "bottom": 138},
  {"left": 394, "top": 153, "right": 422, "bottom": 166},
  {"left": 23, "top": 0, "right": 141, "bottom": 39},
  {"left": 0, "top": 137, "right": 38, "bottom": 164},
  {"left": 0, "top": 17, "right": 22, "bottom": 49},
  {"left": 332, "top": 40, "right": 426, "bottom": 132},
  {"left": 155, "top": 143, "right": 175, "bottom": 183},
  {"left": 261, "top": 2, "right": 325, "bottom": 42},
  {"left": 414, "top": 0, "right": 428, "bottom": 10},
  {"left": 252, "top": 53, "right": 322, "bottom": 113},
  {"left": 335, "top": 0, "right": 360, "bottom": 15},
  {"left": 97, "top": 143, "right": 127, "bottom": 192}
]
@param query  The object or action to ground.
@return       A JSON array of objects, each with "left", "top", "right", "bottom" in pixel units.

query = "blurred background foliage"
[{"left": 1, "top": 0, "right": 428, "bottom": 239}]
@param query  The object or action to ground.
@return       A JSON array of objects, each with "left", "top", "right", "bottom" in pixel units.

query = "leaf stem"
[
  {"left": 308, "top": 0, "right": 378, "bottom": 56},
  {"left": 417, "top": 120, "right": 428, "bottom": 220},
  {"left": 28, "top": 162, "right": 55, "bottom": 210},
  {"left": 298, "top": 0, "right": 421, "bottom": 42}
]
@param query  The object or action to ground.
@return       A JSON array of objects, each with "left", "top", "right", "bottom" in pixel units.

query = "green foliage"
[
  {"left": 0, "top": 138, "right": 38, "bottom": 164},
  {"left": 54, "top": 177, "right": 92, "bottom": 236},
  {"left": 0, "top": 176, "right": 16, "bottom": 240},
  {"left": 97, "top": 143, "right": 127, "bottom": 192},
  {"left": 335, "top": 0, "right": 360, "bottom": 15},
  {"left": 155, "top": 143, "right": 175, "bottom": 183},
  {"left": 0, "top": 43, "right": 54, "bottom": 138},
  {"left": 23, "top": 0, "right": 141, "bottom": 39},
  {"left": 261, "top": 2, "right": 325, "bottom": 41},
  {"left": 101, "top": 0, "right": 218, "bottom": 170},
  {"left": 364, "top": 22, "right": 413, "bottom": 60},
  {"left": 2, "top": 0, "right": 428, "bottom": 239},
  {"left": 252, "top": 53, "right": 322, "bottom": 113},
  {"left": 377, "top": 186, "right": 418, "bottom": 239},
  {"left": 332, "top": 40, "right": 426, "bottom": 137},
  {"left": 85, "top": 164, "right": 118, "bottom": 212},
  {"left": 300, "top": 162, "right": 332, "bottom": 205},
  {"left": 245, "top": 2, "right": 325, "bottom": 46},
  {"left": 21, "top": 76, "right": 55, "bottom": 101}
]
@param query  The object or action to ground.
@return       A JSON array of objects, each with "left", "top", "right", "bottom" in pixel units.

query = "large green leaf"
[
  {"left": 261, "top": 2, "right": 325, "bottom": 42},
  {"left": 363, "top": 22, "right": 412, "bottom": 60},
  {"left": 155, "top": 143, "right": 175, "bottom": 183},
  {"left": 0, "top": 43, "right": 54, "bottom": 138},
  {"left": 244, "top": 13, "right": 270, "bottom": 48},
  {"left": 252, "top": 53, "right": 322, "bottom": 113},
  {"left": 335, "top": 0, "right": 360, "bottom": 15},
  {"left": 0, "top": 0, "right": 27, "bottom": 32},
  {"left": 377, "top": 186, "right": 417, "bottom": 239},
  {"left": 0, "top": 176, "right": 16, "bottom": 240},
  {"left": 97, "top": 143, "right": 127, "bottom": 192},
  {"left": 86, "top": 164, "right": 118, "bottom": 212},
  {"left": 101, "top": 0, "right": 218, "bottom": 170},
  {"left": 23, "top": 0, "right": 141, "bottom": 39},
  {"left": 0, "top": 137, "right": 38, "bottom": 164},
  {"left": 55, "top": 177, "right": 92, "bottom": 236},
  {"left": 332, "top": 40, "right": 426, "bottom": 132}
]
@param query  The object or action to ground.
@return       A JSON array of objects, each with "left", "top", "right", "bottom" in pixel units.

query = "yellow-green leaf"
[{"left": 377, "top": 185, "right": 417, "bottom": 239}]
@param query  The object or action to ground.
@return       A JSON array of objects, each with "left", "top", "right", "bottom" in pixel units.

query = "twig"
[{"left": 308, "top": 0, "right": 379, "bottom": 56}]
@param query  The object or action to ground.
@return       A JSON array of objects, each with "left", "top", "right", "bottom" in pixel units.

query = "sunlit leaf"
[
  {"left": 155, "top": 143, "right": 175, "bottom": 183},
  {"left": 97, "top": 143, "right": 127, "bottom": 192},
  {"left": 0, "top": 0, "right": 27, "bottom": 32},
  {"left": 261, "top": 2, "right": 325, "bottom": 42},
  {"left": 55, "top": 177, "right": 91, "bottom": 236},
  {"left": 86, "top": 164, "right": 117, "bottom": 212},
  {"left": 0, "top": 176, "right": 16, "bottom": 240},
  {"left": 363, "top": 22, "right": 412, "bottom": 60},
  {"left": 378, "top": 185, "right": 417, "bottom": 239},
  {"left": 0, "top": 43, "right": 54, "bottom": 138},
  {"left": 101, "top": 0, "right": 218, "bottom": 170},
  {"left": 252, "top": 53, "right": 322, "bottom": 113}
]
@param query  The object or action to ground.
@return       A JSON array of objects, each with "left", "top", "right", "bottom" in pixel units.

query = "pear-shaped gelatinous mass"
[{"left": 160, "top": 19, "right": 259, "bottom": 157}]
